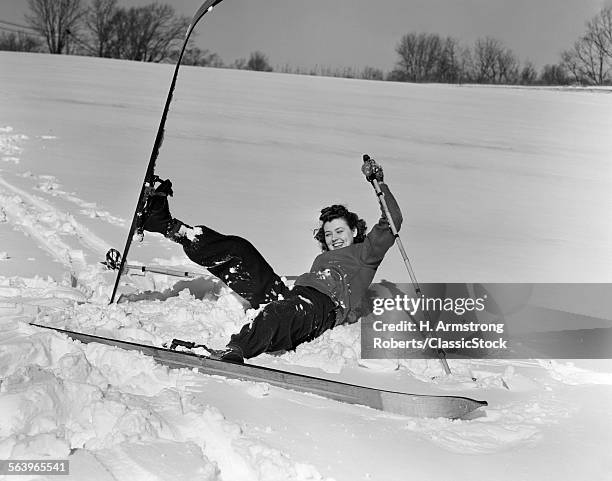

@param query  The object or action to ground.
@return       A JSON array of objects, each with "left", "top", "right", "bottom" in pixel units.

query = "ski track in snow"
[
  {"left": 28, "top": 172, "right": 126, "bottom": 226},
  {"left": 0, "top": 127, "right": 120, "bottom": 294},
  {"left": 0, "top": 174, "right": 110, "bottom": 267},
  {"left": 1, "top": 126, "right": 125, "bottom": 231}
]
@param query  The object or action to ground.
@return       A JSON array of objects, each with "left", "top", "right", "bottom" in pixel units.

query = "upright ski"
[
  {"left": 110, "top": 0, "right": 226, "bottom": 303},
  {"left": 30, "top": 323, "right": 488, "bottom": 419}
]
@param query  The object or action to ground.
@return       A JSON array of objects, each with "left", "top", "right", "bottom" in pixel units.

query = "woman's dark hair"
[{"left": 313, "top": 204, "right": 367, "bottom": 251}]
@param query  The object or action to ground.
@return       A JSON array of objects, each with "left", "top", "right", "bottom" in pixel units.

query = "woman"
[{"left": 142, "top": 157, "right": 402, "bottom": 363}]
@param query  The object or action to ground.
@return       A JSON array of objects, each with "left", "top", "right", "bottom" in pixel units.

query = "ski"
[
  {"left": 110, "top": 0, "right": 226, "bottom": 303},
  {"left": 30, "top": 323, "right": 487, "bottom": 419}
]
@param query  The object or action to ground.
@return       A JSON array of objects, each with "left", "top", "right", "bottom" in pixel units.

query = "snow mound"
[
  {"left": 280, "top": 323, "right": 361, "bottom": 373},
  {"left": 0, "top": 126, "right": 27, "bottom": 163},
  {"left": 538, "top": 360, "right": 612, "bottom": 385},
  {"left": 40, "top": 283, "right": 251, "bottom": 350},
  {"left": 0, "top": 320, "right": 329, "bottom": 480}
]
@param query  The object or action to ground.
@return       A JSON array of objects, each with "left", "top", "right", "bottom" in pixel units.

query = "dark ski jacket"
[{"left": 294, "top": 183, "right": 402, "bottom": 326}]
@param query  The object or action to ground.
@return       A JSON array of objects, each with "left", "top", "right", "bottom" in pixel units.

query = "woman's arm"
[
  {"left": 361, "top": 182, "right": 403, "bottom": 265},
  {"left": 378, "top": 182, "right": 403, "bottom": 230}
]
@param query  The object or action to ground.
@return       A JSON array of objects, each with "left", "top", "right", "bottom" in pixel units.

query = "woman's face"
[{"left": 323, "top": 218, "right": 356, "bottom": 251}]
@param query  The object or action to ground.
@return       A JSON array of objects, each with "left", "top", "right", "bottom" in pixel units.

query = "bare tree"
[
  {"left": 473, "top": 37, "right": 498, "bottom": 82},
  {"left": 169, "top": 45, "right": 223, "bottom": 67},
  {"left": 499, "top": 49, "right": 519, "bottom": 83},
  {"left": 26, "top": 0, "right": 85, "bottom": 54},
  {"left": 562, "top": 36, "right": 610, "bottom": 85},
  {"left": 560, "top": 6, "right": 612, "bottom": 85},
  {"left": 0, "top": 32, "right": 41, "bottom": 52},
  {"left": 586, "top": 6, "right": 612, "bottom": 58},
  {"left": 394, "top": 32, "right": 443, "bottom": 82},
  {"left": 386, "top": 69, "right": 405, "bottom": 82},
  {"left": 539, "top": 64, "right": 569, "bottom": 85},
  {"left": 457, "top": 46, "right": 474, "bottom": 83},
  {"left": 392, "top": 33, "right": 466, "bottom": 83},
  {"left": 472, "top": 37, "right": 518, "bottom": 84},
  {"left": 85, "top": 0, "right": 118, "bottom": 57},
  {"left": 361, "top": 66, "right": 384, "bottom": 80},
  {"left": 105, "top": 4, "right": 189, "bottom": 62},
  {"left": 246, "top": 51, "right": 273, "bottom": 71},
  {"left": 231, "top": 57, "right": 247, "bottom": 69},
  {"left": 336, "top": 66, "right": 357, "bottom": 78},
  {"left": 519, "top": 61, "right": 538, "bottom": 85},
  {"left": 437, "top": 37, "right": 461, "bottom": 83}
]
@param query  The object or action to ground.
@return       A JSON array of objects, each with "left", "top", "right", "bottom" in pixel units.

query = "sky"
[{"left": 0, "top": 0, "right": 607, "bottom": 71}]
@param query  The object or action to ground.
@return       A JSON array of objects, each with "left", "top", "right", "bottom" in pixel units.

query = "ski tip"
[{"left": 380, "top": 391, "right": 488, "bottom": 419}]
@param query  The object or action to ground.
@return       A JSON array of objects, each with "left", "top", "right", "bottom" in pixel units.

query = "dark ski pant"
[{"left": 174, "top": 224, "right": 337, "bottom": 359}]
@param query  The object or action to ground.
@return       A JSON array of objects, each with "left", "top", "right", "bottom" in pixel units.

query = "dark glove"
[
  {"left": 361, "top": 156, "right": 384, "bottom": 183},
  {"left": 153, "top": 178, "right": 173, "bottom": 197},
  {"left": 142, "top": 178, "right": 173, "bottom": 234}
]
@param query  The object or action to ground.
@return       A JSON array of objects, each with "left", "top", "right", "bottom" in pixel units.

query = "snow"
[{"left": 1, "top": 51, "right": 611, "bottom": 480}]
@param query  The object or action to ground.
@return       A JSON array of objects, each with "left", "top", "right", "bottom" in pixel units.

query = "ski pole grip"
[
  {"left": 362, "top": 153, "right": 381, "bottom": 188},
  {"left": 362, "top": 153, "right": 379, "bottom": 186}
]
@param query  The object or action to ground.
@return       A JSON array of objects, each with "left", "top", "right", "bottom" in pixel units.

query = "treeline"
[
  {"left": 387, "top": 5, "right": 612, "bottom": 86},
  {"left": 1, "top": 0, "right": 612, "bottom": 85},
  {"left": 390, "top": 34, "right": 532, "bottom": 84},
  {"left": 0, "top": 0, "right": 215, "bottom": 65},
  {"left": 0, "top": 0, "right": 274, "bottom": 71}
]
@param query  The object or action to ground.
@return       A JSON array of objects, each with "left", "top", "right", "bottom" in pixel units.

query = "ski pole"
[
  {"left": 363, "top": 154, "right": 452, "bottom": 376},
  {"left": 122, "top": 264, "right": 200, "bottom": 279},
  {"left": 103, "top": 249, "right": 201, "bottom": 279}
]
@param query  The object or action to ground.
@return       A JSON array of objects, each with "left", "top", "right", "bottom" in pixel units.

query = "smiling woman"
[{"left": 137, "top": 156, "right": 402, "bottom": 363}]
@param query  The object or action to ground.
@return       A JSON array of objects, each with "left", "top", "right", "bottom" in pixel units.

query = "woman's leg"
[
  {"left": 227, "top": 286, "right": 336, "bottom": 359},
  {"left": 141, "top": 178, "right": 288, "bottom": 308},
  {"left": 170, "top": 222, "right": 289, "bottom": 309}
]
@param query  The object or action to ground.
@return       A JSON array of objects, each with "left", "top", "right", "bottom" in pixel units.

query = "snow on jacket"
[{"left": 294, "top": 182, "right": 402, "bottom": 326}]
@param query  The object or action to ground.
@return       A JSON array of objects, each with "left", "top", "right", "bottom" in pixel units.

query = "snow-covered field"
[{"left": 1, "top": 51, "right": 612, "bottom": 480}]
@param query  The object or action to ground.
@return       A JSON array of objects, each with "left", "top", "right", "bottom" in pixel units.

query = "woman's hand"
[{"left": 361, "top": 157, "right": 384, "bottom": 183}]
